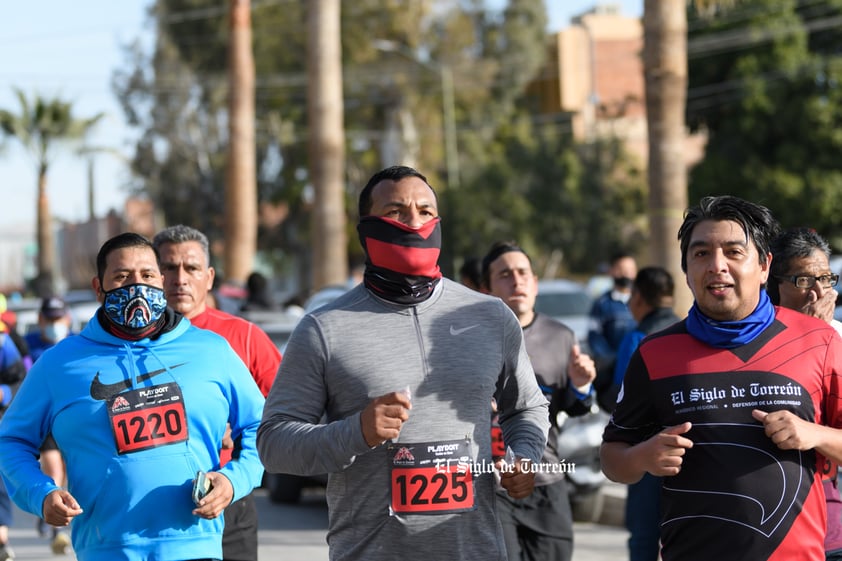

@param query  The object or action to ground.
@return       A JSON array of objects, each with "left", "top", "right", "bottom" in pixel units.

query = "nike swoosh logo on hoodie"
[{"left": 89, "top": 363, "right": 186, "bottom": 401}]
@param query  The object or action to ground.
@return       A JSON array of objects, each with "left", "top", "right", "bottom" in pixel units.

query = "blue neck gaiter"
[{"left": 685, "top": 290, "right": 775, "bottom": 349}]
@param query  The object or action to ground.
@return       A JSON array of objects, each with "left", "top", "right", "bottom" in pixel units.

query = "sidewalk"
[{"left": 3, "top": 506, "right": 74, "bottom": 560}]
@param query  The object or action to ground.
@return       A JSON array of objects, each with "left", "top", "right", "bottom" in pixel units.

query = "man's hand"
[
  {"left": 42, "top": 489, "right": 83, "bottom": 527},
  {"left": 360, "top": 391, "right": 412, "bottom": 447},
  {"left": 497, "top": 457, "right": 536, "bottom": 499},
  {"left": 567, "top": 344, "right": 597, "bottom": 389},
  {"left": 639, "top": 422, "right": 694, "bottom": 477},
  {"left": 801, "top": 287, "right": 837, "bottom": 323},
  {"left": 753, "top": 409, "right": 821, "bottom": 451},
  {"left": 192, "top": 471, "right": 233, "bottom": 519}
]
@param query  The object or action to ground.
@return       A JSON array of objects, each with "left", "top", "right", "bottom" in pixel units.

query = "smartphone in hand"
[{"left": 192, "top": 471, "right": 212, "bottom": 505}]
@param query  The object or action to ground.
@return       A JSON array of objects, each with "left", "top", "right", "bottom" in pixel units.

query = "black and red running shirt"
[{"left": 603, "top": 307, "right": 842, "bottom": 561}]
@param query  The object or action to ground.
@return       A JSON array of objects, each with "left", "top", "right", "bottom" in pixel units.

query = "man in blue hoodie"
[{"left": 0, "top": 232, "right": 266, "bottom": 561}]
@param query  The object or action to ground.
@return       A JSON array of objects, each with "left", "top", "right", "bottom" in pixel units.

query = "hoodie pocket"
[{"left": 76, "top": 448, "right": 217, "bottom": 548}]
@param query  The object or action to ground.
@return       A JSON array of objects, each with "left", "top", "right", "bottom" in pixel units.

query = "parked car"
[
  {"left": 303, "top": 285, "right": 349, "bottom": 314},
  {"left": 556, "top": 405, "right": 610, "bottom": 522},
  {"left": 64, "top": 290, "right": 100, "bottom": 332},
  {"left": 585, "top": 274, "right": 613, "bottom": 301},
  {"left": 6, "top": 298, "right": 40, "bottom": 336},
  {"left": 239, "top": 309, "right": 298, "bottom": 353},
  {"left": 534, "top": 279, "right": 593, "bottom": 350},
  {"left": 8, "top": 292, "right": 99, "bottom": 336}
]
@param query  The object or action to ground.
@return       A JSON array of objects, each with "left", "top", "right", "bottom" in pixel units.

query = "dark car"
[{"left": 261, "top": 286, "right": 347, "bottom": 504}]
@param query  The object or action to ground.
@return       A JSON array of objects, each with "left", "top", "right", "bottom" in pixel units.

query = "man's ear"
[
  {"left": 92, "top": 277, "right": 105, "bottom": 304},
  {"left": 760, "top": 252, "right": 772, "bottom": 284}
]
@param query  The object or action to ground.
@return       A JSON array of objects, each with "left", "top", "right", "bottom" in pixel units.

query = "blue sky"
[
  {"left": 0, "top": 1, "right": 642, "bottom": 229},
  {"left": 546, "top": 0, "right": 642, "bottom": 30},
  {"left": 0, "top": 1, "right": 150, "bottom": 229}
]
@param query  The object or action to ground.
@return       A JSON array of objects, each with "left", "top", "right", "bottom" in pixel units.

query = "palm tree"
[
  {"left": 307, "top": 0, "right": 347, "bottom": 290},
  {"left": 0, "top": 89, "right": 102, "bottom": 296},
  {"left": 643, "top": 0, "right": 732, "bottom": 316},
  {"left": 225, "top": 0, "right": 258, "bottom": 285},
  {"left": 643, "top": 0, "right": 690, "bottom": 314}
]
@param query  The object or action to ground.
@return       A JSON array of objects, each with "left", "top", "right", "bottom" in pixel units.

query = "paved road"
[{"left": 6, "top": 487, "right": 629, "bottom": 560}]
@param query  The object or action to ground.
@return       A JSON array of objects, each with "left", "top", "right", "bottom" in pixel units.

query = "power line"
[{"left": 688, "top": 13, "right": 842, "bottom": 58}]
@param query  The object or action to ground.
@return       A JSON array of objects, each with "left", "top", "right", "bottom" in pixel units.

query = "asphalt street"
[{"left": 5, "top": 487, "right": 629, "bottom": 560}]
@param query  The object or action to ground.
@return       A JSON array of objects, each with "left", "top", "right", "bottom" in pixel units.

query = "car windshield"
[{"left": 534, "top": 291, "right": 591, "bottom": 317}]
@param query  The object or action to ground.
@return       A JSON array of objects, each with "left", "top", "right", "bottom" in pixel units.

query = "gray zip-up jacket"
[{"left": 258, "top": 279, "right": 549, "bottom": 561}]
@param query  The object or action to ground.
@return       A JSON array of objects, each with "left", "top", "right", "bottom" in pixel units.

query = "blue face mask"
[{"left": 103, "top": 284, "right": 167, "bottom": 330}]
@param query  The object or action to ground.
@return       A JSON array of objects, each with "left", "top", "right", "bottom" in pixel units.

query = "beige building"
[{"left": 531, "top": 3, "right": 705, "bottom": 167}]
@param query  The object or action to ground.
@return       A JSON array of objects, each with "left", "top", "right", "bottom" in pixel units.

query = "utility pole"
[
  {"left": 374, "top": 40, "right": 460, "bottom": 189},
  {"left": 439, "top": 64, "right": 459, "bottom": 190}
]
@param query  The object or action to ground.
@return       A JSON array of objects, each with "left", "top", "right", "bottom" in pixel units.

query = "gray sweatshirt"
[{"left": 258, "top": 279, "right": 550, "bottom": 561}]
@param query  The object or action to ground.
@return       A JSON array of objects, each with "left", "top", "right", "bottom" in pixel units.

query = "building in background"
[
  {"left": 58, "top": 197, "right": 160, "bottom": 291},
  {"left": 0, "top": 196, "right": 160, "bottom": 295},
  {"left": 0, "top": 226, "right": 36, "bottom": 294},
  {"left": 529, "top": 2, "right": 705, "bottom": 167}
]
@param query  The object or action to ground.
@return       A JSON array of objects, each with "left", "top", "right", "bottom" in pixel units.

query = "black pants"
[
  {"left": 496, "top": 480, "right": 574, "bottom": 561},
  {"left": 222, "top": 492, "right": 258, "bottom": 561}
]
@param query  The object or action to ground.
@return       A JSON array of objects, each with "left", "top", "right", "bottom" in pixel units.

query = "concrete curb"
[{"left": 599, "top": 481, "right": 626, "bottom": 528}]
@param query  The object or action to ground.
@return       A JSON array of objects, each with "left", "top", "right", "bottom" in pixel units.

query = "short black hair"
[
  {"left": 677, "top": 195, "right": 779, "bottom": 273},
  {"left": 480, "top": 240, "right": 531, "bottom": 289},
  {"left": 767, "top": 227, "right": 831, "bottom": 305},
  {"left": 246, "top": 271, "right": 269, "bottom": 295},
  {"left": 358, "top": 165, "right": 435, "bottom": 217},
  {"left": 609, "top": 251, "right": 634, "bottom": 266},
  {"left": 633, "top": 266, "right": 674, "bottom": 308},
  {"left": 96, "top": 232, "right": 157, "bottom": 285},
  {"left": 458, "top": 257, "right": 483, "bottom": 289}
]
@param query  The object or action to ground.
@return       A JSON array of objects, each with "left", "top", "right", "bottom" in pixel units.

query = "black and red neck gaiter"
[{"left": 357, "top": 216, "right": 443, "bottom": 305}]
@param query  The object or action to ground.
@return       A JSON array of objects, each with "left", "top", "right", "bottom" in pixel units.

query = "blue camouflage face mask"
[{"left": 103, "top": 284, "right": 167, "bottom": 330}]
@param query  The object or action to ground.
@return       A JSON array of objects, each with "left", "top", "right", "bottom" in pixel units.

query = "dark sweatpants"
[
  {"left": 496, "top": 479, "right": 574, "bottom": 561},
  {"left": 222, "top": 492, "right": 258, "bottom": 561}
]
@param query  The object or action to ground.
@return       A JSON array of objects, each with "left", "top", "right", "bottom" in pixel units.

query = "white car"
[
  {"left": 7, "top": 293, "right": 99, "bottom": 336},
  {"left": 534, "top": 279, "right": 593, "bottom": 350}
]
